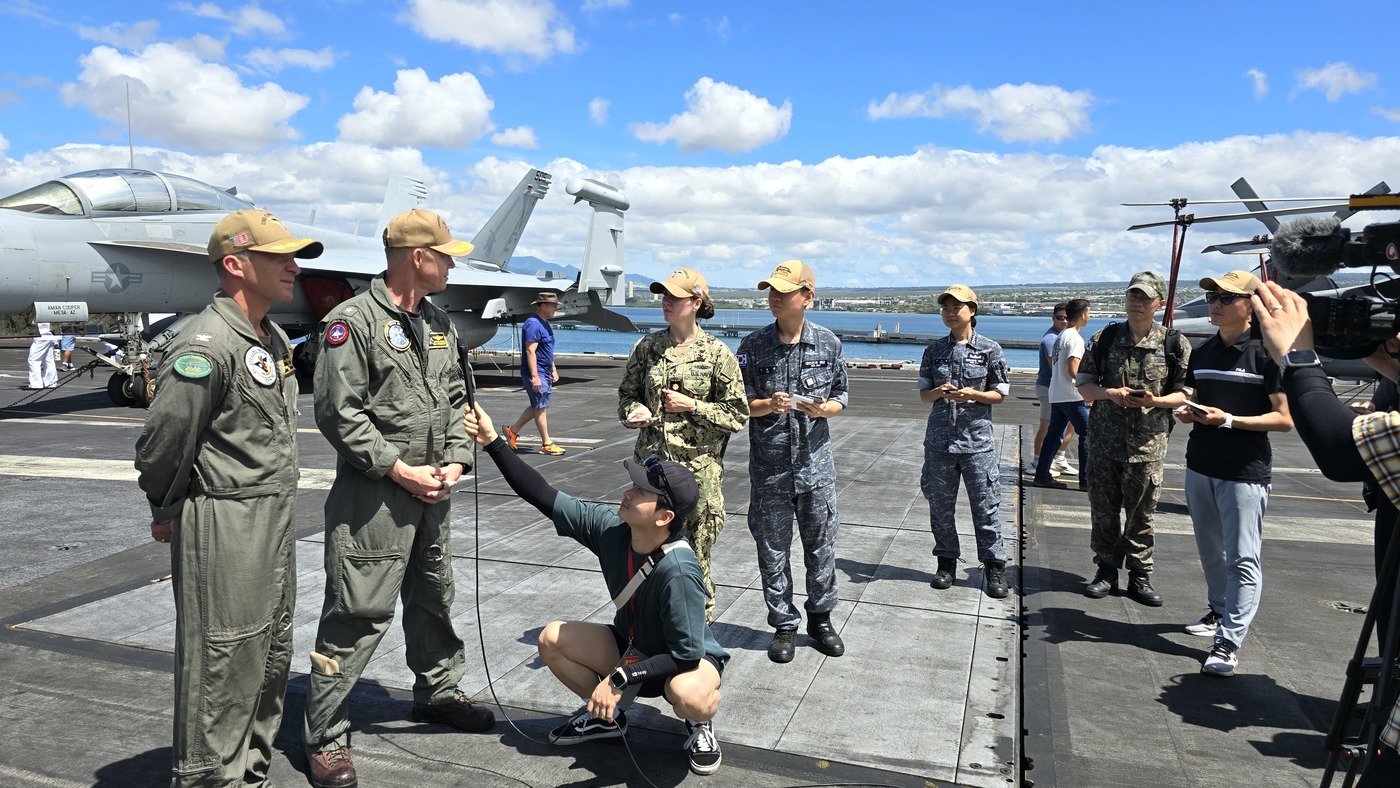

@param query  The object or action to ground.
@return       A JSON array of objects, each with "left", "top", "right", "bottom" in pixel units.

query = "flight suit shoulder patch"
[
  {"left": 172, "top": 352, "right": 214, "bottom": 379},
  {"left": 325, "top": 320, "right": 350, "bottom": 347}
]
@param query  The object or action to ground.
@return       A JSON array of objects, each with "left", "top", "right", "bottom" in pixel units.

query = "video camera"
[{"left": 1270, "top": 218, "right": 1400, "bottom": 358}]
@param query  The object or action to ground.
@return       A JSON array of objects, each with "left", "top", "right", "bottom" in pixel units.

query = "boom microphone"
[{"left": 1268, "top": 216, "right": 1351, "bottom": 280}]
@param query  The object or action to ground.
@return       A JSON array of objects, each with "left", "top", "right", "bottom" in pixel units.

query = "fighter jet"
[{"left": 0, "top": 167, "right": 632, "bottom": 405}]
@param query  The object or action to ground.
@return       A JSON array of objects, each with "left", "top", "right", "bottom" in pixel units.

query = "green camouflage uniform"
[
  {"left": 303, "top": 275, "right": 475, "bottom": 753},
  {"left": 1078, "top": 322, "right": 1191, "bottom": 573},
  {"left": 618, "top": 329, "right": 749, "bottom": 619},
  {"left": 135, "top": 292, "right": 299, "bottom": 787}
]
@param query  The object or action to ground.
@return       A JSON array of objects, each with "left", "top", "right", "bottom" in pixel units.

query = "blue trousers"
[
  {"left": 1034, "top": 400, "right": 1089, "bottom": 482},
  {"left": 1185, "top": 468, "right": 1269, "bottom": 648},
  {"left": 921, "top": 449, "right": 1007, "bottom": 564},
  {"left": 748, "top": 484, "right": 840, "bottom": 630}
]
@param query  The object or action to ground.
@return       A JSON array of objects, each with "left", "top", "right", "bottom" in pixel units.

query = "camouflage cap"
[
  {"left": 208, "top": 209, "right": 323, "bottom": 263},
  {"left": 1128, "top": 271, "right": 1168, "bottom": 300},
  {"left": 758, "top": 259, "right": 816, "bottom": 293},
  {"left": 1199, "top": 269, "right": 1259, "bottom": 295},
  {"left": 937, "top": 284, "right": 978, "bottom": 306},
  {"left": 650, "top": 267, "right": 710, "bottom": 300},
  {"left": 383, "top": 208, "right": 474, "bottom": 257}
]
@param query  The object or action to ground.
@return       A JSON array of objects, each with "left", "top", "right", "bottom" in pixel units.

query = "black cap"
[{"left": 624, "top": 457, "right": 699, "bottom": 520}]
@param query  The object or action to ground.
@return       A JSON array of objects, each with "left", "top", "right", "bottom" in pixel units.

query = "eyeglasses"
[
  {"left": 1204, "top": 292, "right": 1244, "bottom": 305},
  {"left": 642, "top": 455, "right": 675, "bottom": 510},
  {"left": 1053, "top": 314, "right": 1068, "bottom": 321}
]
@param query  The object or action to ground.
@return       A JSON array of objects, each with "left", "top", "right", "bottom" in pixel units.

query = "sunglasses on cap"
[
  {"left": 1204, "top": 292, "right": 1245, "bottom": 305},
  {"left": 642, "top": 455, "right": 675, "bottom": 510}
]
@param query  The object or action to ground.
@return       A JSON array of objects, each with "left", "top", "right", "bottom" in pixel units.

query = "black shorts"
[{"left": 607, "top": 625, "right": 724, "bottom": 699}]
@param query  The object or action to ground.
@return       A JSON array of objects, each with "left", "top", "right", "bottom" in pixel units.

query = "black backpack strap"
[{"left": 1091, "top": 321, "right": 1121, "bottom": 383}]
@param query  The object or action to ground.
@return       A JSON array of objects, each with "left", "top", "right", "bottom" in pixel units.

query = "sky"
[{"left": 2, "top": 0, "right": 1400, "bottom": 289}]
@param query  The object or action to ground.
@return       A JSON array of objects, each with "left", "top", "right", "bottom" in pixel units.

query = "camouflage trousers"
[
  {"left": 747, "top": 481, "right": 840, "bottom": 630},
  {"left": 1086, "top": 454, "right": 1163, "bottom": 572},
  {"left": 921, "top": 449, "right": 1008, "bottom": 564},
  {"left": 170, "top": 489, "right": 296, "bottom": 787},
  {"left": 679, "top": 460, "right": 726, "bottom": 622}
]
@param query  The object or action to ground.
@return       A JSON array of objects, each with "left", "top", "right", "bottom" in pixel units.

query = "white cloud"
[
  {"left": 245, "top": 47, "right": 337, "bottom": 72},
  {"left": 868, "top": 82, "right": 1093, "bottom": 144},
  {"left": 1296, "top": 62, "right": 1377, "bottom": 101},
  {"left": 588, "top": 97, "right": 609, "bottom": 125},
  {"left": 1375, "top": 107, "right": 1400, "bottom": 122},
  {"left": 76, "top": 20, "right": 161, "bottom": 49},
  {"left": 399, "top": 0, "right": 577, "bottom": 60},
  {"left": 632, "top": 77, "right": 791, "bottom": 153},
  {"left": 173, "top": 34, "right": 228, "bottom": 61},
  {"left": 1246, "top": 68, "right": 1268, "bottom": 100},
  {"left": 336, "top": 68, "right": 494, "bottom": 148},
  {"left": 708, "top": 16, "right": 732, "bottom": 42},
  {"left": 59, "top": 44, "right": 307, "bottom": 152},
  {"left": 491, "top": 126, "right": 538, "bottom": 148},
  {"left": 173, "top": 2, "right": 288, "bottom": 38},
  {"left": 582, "top": 0, "right": 628, "bottom": 10},
  {"left": 0, "top": 132, "right": 8, "bottom": 160}
]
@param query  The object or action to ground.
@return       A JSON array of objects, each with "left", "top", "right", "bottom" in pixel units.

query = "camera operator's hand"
[
  {"left": 1364, "top": 337, "right": 1400, "bottom": 384},
  {"left": 1251, "top": 281, "right": 1313, "bottom": 367}
]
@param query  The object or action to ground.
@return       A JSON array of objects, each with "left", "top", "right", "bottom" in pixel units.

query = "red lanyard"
[{"left": 625, "top": 549, "right": 639, "bottom": 642}]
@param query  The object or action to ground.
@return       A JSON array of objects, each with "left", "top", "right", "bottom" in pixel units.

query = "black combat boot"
[
  {"left": 768, "top": 628, "right": 797, "bottom": 663},
  {"left": 983, "top": 562, "right": 1009, "bottom": 599},
  {"left": 1084, "top": 565, "right": 1118, "bottom": 599},
  {"left": 1127, "top": 570, "right": 1163, "bottom": 607},
  {"left": 806, "top": 611, "right": 845, "bottom": 657},
  {"left": 930, "top": 556, "right": 957, "bottom": 590}
]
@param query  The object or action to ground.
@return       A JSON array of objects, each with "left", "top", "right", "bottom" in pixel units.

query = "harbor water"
[{"left": 483, "top": 307, "right": 1114, "bottom": 369}]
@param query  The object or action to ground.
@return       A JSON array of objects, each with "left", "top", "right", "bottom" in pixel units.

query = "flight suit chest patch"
[
  {"left": 428, "top": 332, "right": 449, "bottom": 350},
  {"left": 384, "top": 320, "right": 411, "bottom": 352},
  {"left": 245, "top": 346, "right": 277, "bottom": 386}
]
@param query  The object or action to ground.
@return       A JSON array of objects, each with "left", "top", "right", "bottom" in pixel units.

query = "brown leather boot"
[
  {"left": 411, "top": 691, "right": 496, "bottom": 732},
  {"left": 308, "top": 746, "right": 356, "bottom": 788}
]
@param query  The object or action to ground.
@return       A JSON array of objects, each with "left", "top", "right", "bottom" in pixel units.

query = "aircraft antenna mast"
[{"left": 125, "top": 81, "right": 134, "bottom": 169}]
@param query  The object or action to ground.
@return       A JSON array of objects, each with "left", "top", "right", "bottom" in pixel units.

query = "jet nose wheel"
[{"left": 106, "top": 371, "right": 149, "bottom": 408}]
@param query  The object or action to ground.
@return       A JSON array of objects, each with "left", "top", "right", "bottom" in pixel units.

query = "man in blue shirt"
[
  {"left": 464, "top": 404, "right": 728, "bottom": 776},
  {"left": 505, "top": 292, "right": 565, "bottom": 455}
]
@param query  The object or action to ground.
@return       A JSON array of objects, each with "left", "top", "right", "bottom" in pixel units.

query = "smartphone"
[
  {"left": 1128, "top": 389, "right": 1150, "bottom": 398},
  {"left": 1182, "top": 399, "right": 1210, "bottom": 416},
  {"left": 790, "top": 393, "right": 824, "bottom": 406}
]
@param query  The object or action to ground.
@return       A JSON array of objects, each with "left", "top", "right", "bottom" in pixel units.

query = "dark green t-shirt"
[{"left": 551, "top": 492, "right": 729, "bottom": 669}]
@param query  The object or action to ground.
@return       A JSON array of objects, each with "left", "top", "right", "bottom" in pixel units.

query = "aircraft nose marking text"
[{"left": 92, "top": 263, "right": 143, "bottom": 293}]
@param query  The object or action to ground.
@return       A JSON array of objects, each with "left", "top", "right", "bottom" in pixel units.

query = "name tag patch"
[{"left": 428, "top": 332, "right": 449, "bottom": 350}]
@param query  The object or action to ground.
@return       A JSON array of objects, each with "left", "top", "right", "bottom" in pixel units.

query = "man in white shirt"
[
  {"left": 26, "top": 322, "right": 57, "bottom": 390},
  {"left": 1032, "top": 299, "right": 1091, "bottom": 489}
]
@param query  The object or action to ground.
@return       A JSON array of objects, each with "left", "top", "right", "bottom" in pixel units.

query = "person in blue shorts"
[{"left": 505, "top": 292, "right": 565, "bottom": 455}]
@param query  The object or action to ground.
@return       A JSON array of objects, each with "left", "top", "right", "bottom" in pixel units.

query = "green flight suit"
[
  {"left": 303, "top": 275, "right": 475, "bottom": 753},
  {"left": 618, "top": 329, "right": 749, "bottom": 620},
  {"left": 135, "top": 292, "right": 300, "bottom": 787}
]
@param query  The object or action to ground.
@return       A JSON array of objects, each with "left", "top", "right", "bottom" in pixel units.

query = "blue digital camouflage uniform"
[
  {"left": 737, "top": 320, "right": 850, "bottom": 630},
  {"left": 1077, "top": 322, "right": 1191, "bottom": 572},
  {"left": 918, "top": 332, "right": 1010, "bottom": 564}
]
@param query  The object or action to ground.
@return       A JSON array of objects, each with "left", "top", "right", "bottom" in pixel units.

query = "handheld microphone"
[
  {"left": 1268, "top": 216, "right": 1352, "bottom": 281},
  {"left": 456, "top": 343, "right": 477, "bottom": 408}
]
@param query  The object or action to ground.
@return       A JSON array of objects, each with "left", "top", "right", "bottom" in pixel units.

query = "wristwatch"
[
  {"left": 1283, "top": 348, "right": 1322, "bottom": 368},
  {"left": 1221, "top": 413, "right": 1234, "bottom": 429},
  {"left": 609, "top": 667, "right": 629, "bottom": 691}
]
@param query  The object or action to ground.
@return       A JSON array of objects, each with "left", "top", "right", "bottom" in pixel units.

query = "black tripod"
[{"left": 1321, "top": 513, "right": 1400, "bottom": 787}]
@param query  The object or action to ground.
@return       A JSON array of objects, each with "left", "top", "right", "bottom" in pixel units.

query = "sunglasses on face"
[
  {"left": 642, "top": 455, "right": 675, "bottom": 510},
  {"left": 1053, "top": 314, "right": 1068, "bottom": 321},
  {"left": 1204, "top": 292, "right": 1244, "bottom": 305}
]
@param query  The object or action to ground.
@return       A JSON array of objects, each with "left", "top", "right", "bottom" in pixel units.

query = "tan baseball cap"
[
  {"left": 208, "top": 209, "right": 323, "bottom": 262},
  {"left": 650, "top": 267, "right": 710, "bottom": 300},
  {"left": 937, "top": 284, "right": 978, "bottom": 306},
  {"left": 383, "top": 208, "right": 474, "bottom": 257},
  {"left": 758, "top": 259, "right": 816, "bottom": 293},
  {"left": 1199, "top": 269, "right": 1259, "bottom": 295},
  {"left": 1128, "top": 271, "right": 1168, "bottom": 300}
]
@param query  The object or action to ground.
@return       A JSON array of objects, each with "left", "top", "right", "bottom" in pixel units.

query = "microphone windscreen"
[{"left": 1269, "top": 216, "right": 1350, "bottom": 280}]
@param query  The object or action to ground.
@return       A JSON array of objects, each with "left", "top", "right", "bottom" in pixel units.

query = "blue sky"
[{"left": 3, "top": 0, "right": 1399, "bottom": 288}]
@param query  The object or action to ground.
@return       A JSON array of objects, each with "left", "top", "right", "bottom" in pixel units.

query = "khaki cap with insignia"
[
  {"left": 937, "top": 284, "right": 978, "bottom": 306},
  {"left": 383, "top": 208, "right": 475, "bottom": 257},
  {"left": 758, "top": 259, "right": 816, "bottom": 293},
  {"left": 1199, "top": 269, "right": 1260, "bottom": 295},
  {"left": 1128, "top": 271, "right": 1168, "bottom": 300},
  {"left": 209, "top": 209, "right": 323, "bottom": 262},
  {"left": 650, "top": 267, "right": 710, "bottom": 300}
]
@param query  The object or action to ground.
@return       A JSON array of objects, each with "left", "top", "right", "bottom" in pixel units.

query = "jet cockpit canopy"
[{"left": 0, "top": 169, "right": 254, "bottom": 216}]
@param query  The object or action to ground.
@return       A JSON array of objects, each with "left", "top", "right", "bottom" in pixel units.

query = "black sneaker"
[
  {"left": 683, "top": 720, "right": 722, "bottom": 775},
  {"left": 806, "top": 615, "right": 845, "bottom": 657},
  {"left": 1084, "top": 565, "right": 1118, "bottom": 599},
  {"left": 768, "top": 628, "right": 797, "bottom": 663},
  {"left": 930, "top": 556, "right": 957, "bottom": 590},
  {"left": 1185, "top": 608, "right": 1223, "bottom": 637},
  {"left": 984, "top": 562, "right": 1009, "bottom": 599},
  {"left": 548, "top": 707, "right": 625, "bottom": 745},
  {"left": 1127, "top": 571, "right": 1163, "bottom": 607}
]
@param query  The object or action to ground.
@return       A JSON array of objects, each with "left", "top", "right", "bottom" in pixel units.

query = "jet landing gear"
[{"left": 105, "top": 370, "right": 150, "bottom": 408}]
